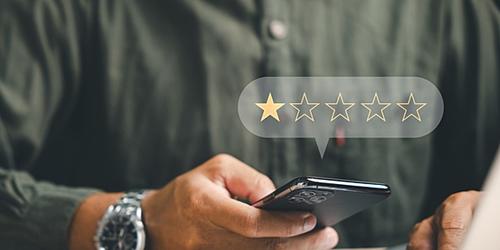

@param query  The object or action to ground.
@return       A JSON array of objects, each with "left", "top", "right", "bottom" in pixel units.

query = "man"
[{"left": 0, "top": 0, "right": 498, "bottom": 249}]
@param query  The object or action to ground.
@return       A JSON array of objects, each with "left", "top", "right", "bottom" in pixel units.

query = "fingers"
[
  {"left": 196, "top": 154, "right": 317, "bottom": 238},
  {"left": 433, "top": 191, "right": 480, "bottom": 250},
  {"left": 204, "top": 154, "right": 276, "bottom": 203},
  {"left": 268, "top": 227, "right": 338, "bottom": 250},
  {"left": 407, "top": 216, "right": 436, "bottom": 250},
  {"left": 209, "top": 196, "right": 317, "bottom": 238},
  {"left": 407, "top": 191, "right": 481, "bottom": 250},
  {"left": 220, "top": 227, "right": 338, "bottom": 250}
]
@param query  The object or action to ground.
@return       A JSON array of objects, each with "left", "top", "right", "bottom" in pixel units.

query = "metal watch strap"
[
  {"left": 118, "top": 190, "right": 147, "bottom": 207},
  {"left": 95, "top": 190, "right": 149, "bottom": 250}
]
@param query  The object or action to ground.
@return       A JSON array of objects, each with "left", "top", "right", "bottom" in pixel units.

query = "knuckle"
[
  {"left": 177, "top": 176, "right": 196, "bottom": 194},
  {"left": 175, "top": 174, "right": 199, "bottom": 191},
  {"left": 410, "top": 217, "right": 432, "bottom": 235},
  {"left": 410, "top": 222, "right": 422, "bottom": 236},
  {"left": 205, "top": 154, "right": 235, "bottom": 174},
  {"left": 462, "top": 190, "right": 480, "bottom": 201},
  {"left": 172, "top": 174, "right": 187, "bottom": 188},
  {"left": 412, "top": 222, "right": 422, "bottom": 231},
  {"left": 467, "top": 190, "right": 480, "bottom": 196},
  {"left": 440, "top": 191, "right": 476, "bottom": 213},
  {"left": 440, "top": 199, "right": 457, "bottom": 213},
  {"left": 211, "top": 153, "right": 234, "bottom": 165},
  {"left": 447, "top": 193, "right": 461, "bottom": 202},
  {"left": 206, "top": 162, "right": 224, "bottom": 177},
  {"left": 445, "top": 192, "right": 468, "bottom": 205}
]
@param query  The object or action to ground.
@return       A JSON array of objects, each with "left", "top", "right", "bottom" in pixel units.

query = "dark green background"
[{"left": 0, "top": 0, "right": 498, "bottom": 249}]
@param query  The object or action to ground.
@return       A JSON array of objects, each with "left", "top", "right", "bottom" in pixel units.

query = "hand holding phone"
[
  {"left": 253, "top": 176, "right": 391, "bottom": 226},
  {"left": 137, "top": 156, "right": 339, "bottom": 249}
]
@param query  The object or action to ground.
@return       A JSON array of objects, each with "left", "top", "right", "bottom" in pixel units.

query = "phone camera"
[
  {"left": 319, "top": 191, "right": 334, "bottom": 197},
  {"left": 288, "top": 197, "right": 306, "bottom": 204},
  {"left": 298, "top": 191, "right": 316, "bottom": 197},
  {"left": 309, "top": 196, "right": 327, "bottom": 204}
]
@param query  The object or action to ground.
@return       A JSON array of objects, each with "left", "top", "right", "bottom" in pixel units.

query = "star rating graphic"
[
  {"left": 361, "top": 93, "right": 391, "bottom": 122},
  {"left": 325, "top": 93, "right": 355, "bottom": 122},
  {"left": 255, "top": 93, "right": 284, "bottom": 122},
  {"left": 255, "top": 92, "right": 427, "bottom": 123},
  {"left": 290, "top": 93, "right": 320, "bottom": 122},
  {"left": 397, "top": 93, "right": 427, "bottom": 122}
]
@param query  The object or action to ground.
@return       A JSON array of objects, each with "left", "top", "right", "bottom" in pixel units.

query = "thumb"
[{"left": 205, "top": 154, "right": 275, "bottom": 203}]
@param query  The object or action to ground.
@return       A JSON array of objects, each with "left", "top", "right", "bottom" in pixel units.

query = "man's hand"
[
  {"left": 407, "top": 191, "right": 481, "bottom": 250},
  {"left": 69, "top": 154, "right": 338, "bottom": 250},
  {"left": 142, "top": 154, "right": 338, "bottom": 249}
]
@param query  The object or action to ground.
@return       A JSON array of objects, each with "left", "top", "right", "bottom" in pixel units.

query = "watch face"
[{"left": 98, "top": 213, "right": 140, "bottom": 250}]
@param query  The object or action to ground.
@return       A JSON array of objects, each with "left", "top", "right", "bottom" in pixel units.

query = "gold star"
[
  {"left": 361, "top": 93, "right": 391, "bottom": 122},
  {"left": 290, "top": 93, "right": 320, "bottom": 122},
  {"left": 325, "top": 93, "right": 355, "bottom": 122},
  {"left": 397, "top": 93, "right": 427, "bottom": 122},
  {"left": 255, "top": 93, "right": 285, "bottom": 122}
]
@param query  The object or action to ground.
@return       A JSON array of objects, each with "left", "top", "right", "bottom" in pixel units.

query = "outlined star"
[
  {"left": 361, "top": 93, "right": 391, "bottom": 122},
  {"left": 255, "top": 93, "right": 285, "bottom": 122},
  {"left": 397, "top": 93, "right": 427, "bottom": 122},
  {"left": 325, "top": 93, "right": 356, "bottom": 122},
  {"left": 290, "top": 93, "right": 320, "bottom": 122}
]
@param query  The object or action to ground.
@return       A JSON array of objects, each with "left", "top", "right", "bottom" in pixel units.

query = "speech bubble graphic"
[{"left": 238, "top": 77, "right": 444, "bottom": 158}]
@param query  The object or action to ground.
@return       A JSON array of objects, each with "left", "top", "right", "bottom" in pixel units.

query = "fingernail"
[{"left": 304, "top": 215, "right": 317, "bottom": 231}]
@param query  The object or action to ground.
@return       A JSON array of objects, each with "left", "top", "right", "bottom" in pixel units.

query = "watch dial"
[{"left": 99, "top": 214, "right": 139, "bottom": 250}]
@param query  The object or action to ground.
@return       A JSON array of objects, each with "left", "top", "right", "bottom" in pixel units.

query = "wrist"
[
  {"left": 141, "top": 190, "right": 160, "bottom": 250},
  {"left": 69, "top": 192, "right": 123, "bottom": 250}
]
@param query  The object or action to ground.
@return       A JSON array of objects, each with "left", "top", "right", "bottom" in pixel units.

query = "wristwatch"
[{"left": 95, "top": 191, "right": 147, "bottom": 250}]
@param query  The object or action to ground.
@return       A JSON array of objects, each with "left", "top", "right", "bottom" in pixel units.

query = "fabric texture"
[{"left": 0, "top": 0, "right": 498, "bottom": 249}]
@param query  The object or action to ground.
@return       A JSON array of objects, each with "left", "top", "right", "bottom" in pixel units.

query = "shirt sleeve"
[
  {"left": 0, "top": 0, "right": 100, "bottom": 249},
  {"left": 0, "top": 170, "right": 98, "bottom": 249}
]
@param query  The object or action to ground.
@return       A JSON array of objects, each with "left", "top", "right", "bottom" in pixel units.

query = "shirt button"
[{"left": 268, "top": 20, "right": 288, "bottom": 40}]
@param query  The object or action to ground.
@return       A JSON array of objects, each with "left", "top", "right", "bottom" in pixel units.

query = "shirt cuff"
[{"left": 0, "top": 174, "right": 100, "bottom": 250}]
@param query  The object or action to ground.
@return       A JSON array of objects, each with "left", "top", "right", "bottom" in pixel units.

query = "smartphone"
[{"left": 252, "top": 176, "right": 391, "bottom": 226}]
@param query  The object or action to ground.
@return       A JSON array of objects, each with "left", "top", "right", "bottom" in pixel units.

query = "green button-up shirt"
[{"left": 0, "top": 0, "right": 499, "bottom": 249}]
